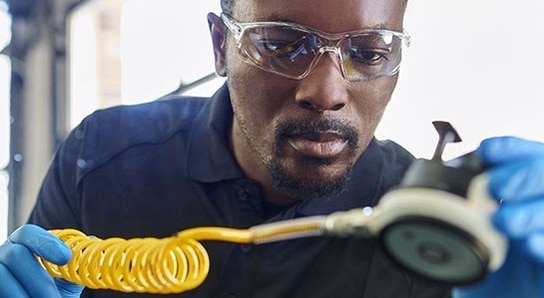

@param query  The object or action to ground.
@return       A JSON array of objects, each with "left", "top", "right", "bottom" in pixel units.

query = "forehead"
[{"left": 232, "top": 0, "right": 407, "bottom": 32}]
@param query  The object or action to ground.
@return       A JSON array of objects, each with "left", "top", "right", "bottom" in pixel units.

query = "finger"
[
  {"left": 0, "top": 264, "right": 28, "bottom": 298},
  {"left": 0, "top": 242, "right": 61, "bottom": 298},
  {"left": 525, "top": 232, "right": 544, "bottom": 265},
  {"left": 486, "top": 159, "right": 544, "bottom": 202},
  {"left": 56, "top": 278, "right": 85, "bottom": 297},
  {"left": 477, "top": 136, "right": 544, "bottom": 165},
  {"left": 8, "top": 224, "right": 71, "bottom": 265},
  {"left": 453, "top": 240, "right": 544, "bottom": 298},
  {"left": 493, "top": 199, "right": 544, "bottom": 239}
]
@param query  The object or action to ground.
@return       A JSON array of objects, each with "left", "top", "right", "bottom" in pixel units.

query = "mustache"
[{"left": 275, "top": 118, "right": 359, "bottom": 149}]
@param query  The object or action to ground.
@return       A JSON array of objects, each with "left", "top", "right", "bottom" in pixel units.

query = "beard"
[{"left": 266, "top": 118, "right": 359, "bottom": 201}]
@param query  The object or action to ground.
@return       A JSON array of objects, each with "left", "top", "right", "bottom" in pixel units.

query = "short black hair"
[
  {"left": 221, "top": 0, "right": 234, "bottom": 15},
  {"left": 220, "top": 0, "right": 408, "bottom": 16}
]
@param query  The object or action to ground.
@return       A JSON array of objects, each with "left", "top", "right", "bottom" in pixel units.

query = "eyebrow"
[
  {"left": 370, "top": 23, "right": 388, "bottom": 30},
  {"left": 255, "top": 14, "right": 291, "bottom": 23},
  {"left": 252, "top": 14, "right": 390, "bottom": 31}
]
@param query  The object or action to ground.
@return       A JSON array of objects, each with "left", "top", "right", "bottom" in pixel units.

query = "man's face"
[{"left": 211, "top": 0, "right": 407, "bottom": 204}]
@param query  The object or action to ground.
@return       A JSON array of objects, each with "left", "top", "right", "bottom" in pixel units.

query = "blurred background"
[{"left": 1, "top": 0, "right": 543, "bottom": 239}]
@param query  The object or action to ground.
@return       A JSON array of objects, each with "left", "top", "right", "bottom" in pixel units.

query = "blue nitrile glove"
[
  {"left": 0, "top": 224, "right": 84, "bottom": 298},
  {"left": 454, "top": 136, "right": 544, "bottom": 298}
]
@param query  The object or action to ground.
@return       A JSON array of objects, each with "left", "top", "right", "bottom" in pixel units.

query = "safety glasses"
[{"left": 221, "top": 13, "right": 411, "bottom": 82}]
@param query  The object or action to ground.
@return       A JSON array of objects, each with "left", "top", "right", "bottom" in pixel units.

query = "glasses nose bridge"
[
  {"left": 301, "top": 44, "right": 346, "bottom": 81},
  {"left": 311, "top": 43, "right": 344, "bottom": 71},
  {"left": 317, "top": 45, "right": 340, "bottom": 55},
  {"left": 294, "top": 31, "right": 346, "bottom": 80},
  {"left": 313, "top": 32, "right": 341, "bottom": 52}
]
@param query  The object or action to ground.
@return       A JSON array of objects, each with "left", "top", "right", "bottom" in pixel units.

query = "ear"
[{"left": 208, "top": 13, "right": 228, "bottom": 77}]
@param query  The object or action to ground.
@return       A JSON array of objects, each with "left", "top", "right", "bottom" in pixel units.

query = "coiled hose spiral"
[{"left": 38, "top": 212, "right": 368, "bottom": 294}]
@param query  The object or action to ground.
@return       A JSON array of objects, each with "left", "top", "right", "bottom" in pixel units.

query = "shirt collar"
[
  {"left": 186, "top": 83, "right": 245, "bottom": 182},
  {"left": 186, "top": 85, "right": 393, "bottom": 215}
]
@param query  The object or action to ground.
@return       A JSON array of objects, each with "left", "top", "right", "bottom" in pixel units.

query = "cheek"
[
  {"left": 356, "top": 76, "right": 397, "bottom": 114},
  {"left": 350, "top": 76, "right": 398, "bottom": 138},
  {"left": 227, "top": 60, "right": 297, "bottom": 124},
  {"left": 229, "top": 73, "right": 275, "bottom": 128},
  {"left": 227, "top": 66, "right": 291, "bottom": 153}
]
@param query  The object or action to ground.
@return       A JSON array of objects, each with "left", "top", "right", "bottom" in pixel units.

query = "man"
[{"left": 1, "top": 0, "right": 544, "bottom": 297}]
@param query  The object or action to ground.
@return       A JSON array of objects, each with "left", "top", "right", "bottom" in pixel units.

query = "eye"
[
  {"left": 261, "top": 40, "right": 295, "bottom": 54},
  {"left": 348, "top": 47, "right": 390, "bottom": 65},
  {"left": 255, "top": 37, "right": 310, "bottom": 61}
]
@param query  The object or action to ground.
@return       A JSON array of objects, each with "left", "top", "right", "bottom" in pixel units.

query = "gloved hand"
[
  {"left": 0, "top": 224, "right": 84, "bottom": 298},
  {"left": 454, "top": 136, "right": 544, "bottom": 298}
]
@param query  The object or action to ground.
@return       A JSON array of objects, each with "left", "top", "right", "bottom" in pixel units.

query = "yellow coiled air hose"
[{"left": 38, "top": 212, "right": 370, "bottom": 294}]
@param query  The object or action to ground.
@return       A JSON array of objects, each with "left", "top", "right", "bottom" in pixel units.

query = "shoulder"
[
  {"left": 82, "top": 96, "right": 208, "bottom": 139},
  {"left": 60, "top": 96, "right": 210, "bottom": 175},
  {"left": 85, "top": 95, "right": 207, "bottom": 140}
]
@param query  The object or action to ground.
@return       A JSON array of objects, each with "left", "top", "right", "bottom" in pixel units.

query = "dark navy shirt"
[{"left": 29, "top": 84, "right": 451, "bottom": 297}]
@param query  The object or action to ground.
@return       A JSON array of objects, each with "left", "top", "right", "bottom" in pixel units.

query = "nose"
[{"left": 295, "top": 52, "right": 348, "bottom": 112}]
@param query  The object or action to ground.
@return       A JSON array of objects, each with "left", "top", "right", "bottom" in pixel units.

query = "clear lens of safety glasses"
[{"left": 221, "top": 14, "right": 411, "bottom": 82}]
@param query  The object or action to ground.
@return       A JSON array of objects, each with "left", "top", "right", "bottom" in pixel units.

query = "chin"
[{"left": 268, "top": 159, "right": 353, "bottom": 201}]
